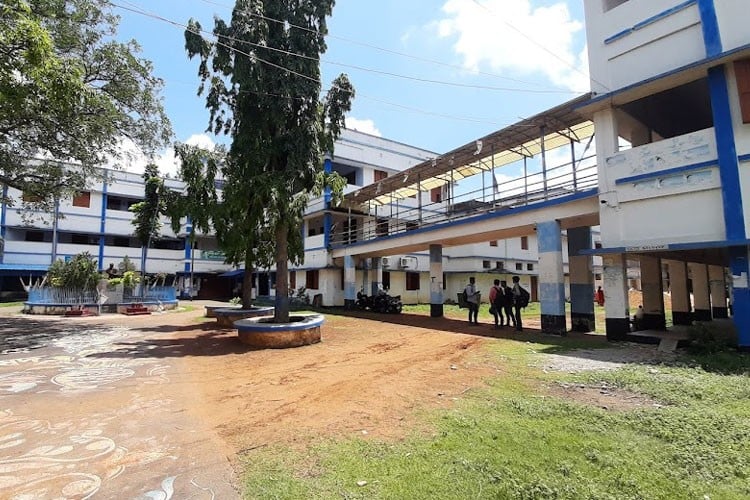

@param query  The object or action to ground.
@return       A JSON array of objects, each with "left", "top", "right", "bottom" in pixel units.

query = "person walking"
[
  {"left": 464, "top": 277, "right": 480, "bottom": 325},
  {"left": 596, "top": 286, "right": 605, "bottom": 306},
  {"left": 500, "top": 280, "right": 516, "bottom": 329},
  {"left": 489, "top": 279, "right": 504, "bottom": 328}
]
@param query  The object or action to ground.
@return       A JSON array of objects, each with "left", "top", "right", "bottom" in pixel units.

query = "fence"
[{"left": 27, "top": 285, "right": 177, "bottom": 304}]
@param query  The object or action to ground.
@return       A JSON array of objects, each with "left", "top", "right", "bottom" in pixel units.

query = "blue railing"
[{"left": 27, "top": 286, "right": 177, "bottom": 304}]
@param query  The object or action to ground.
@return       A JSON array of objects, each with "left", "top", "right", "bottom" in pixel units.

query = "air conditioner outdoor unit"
[
  {"left": 399, "top": 257, "right": 410, "bottom": 268},
  {"left": 381, "top": 257, "right": 391, "bottom": 268}
]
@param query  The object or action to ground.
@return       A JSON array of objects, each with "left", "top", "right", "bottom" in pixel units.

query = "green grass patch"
[
  {"left": 240, "top": 341, "right": 750, "bottom": 499},
  {"left": 0, "top": 301, "right": 23, "bottom": 308}
]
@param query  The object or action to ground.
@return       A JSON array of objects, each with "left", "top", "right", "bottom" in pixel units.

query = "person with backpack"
[
  {"left": 511, "top": 275, "right": 530, "bottom": 332},
  {"left": 500, "top": 280, "right": 516, "bottom": 329},
  {"left": 464, "top": 277, "right": 480, "bottom": 325},
  {"left": 488, "top": 279, "right": 504, "bottom": 329}
]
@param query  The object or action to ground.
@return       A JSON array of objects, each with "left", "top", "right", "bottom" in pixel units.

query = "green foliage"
[
  {"left": 130, "top": 164, "right": 167, "bottom": 247},
  {"left": 229, "top": 296, "right": 242, "bottom": 305},
  {"left": 107, "top": 277, "right": 123, "bottom": 287},
  {"left": 686, "top": 322, "right": 738, "bottom": 355},
  {"left": 46, "top": 252, "right": 101, "bottom": 290},
  {"left": 121, "top": 270, "right": 141, "bottom": 289},
  {"left": 117, "top": 256, "right": 137, "bottom": 274},
  {"left": 183, "top": 0, "right": 354, "bottom": 318},
  {"left": 0, "top": 0, "right": 171, "bottom": 211}
]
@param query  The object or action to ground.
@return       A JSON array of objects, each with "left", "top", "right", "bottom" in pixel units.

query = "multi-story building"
[
  {"left": 0, "top": 129, "right": 597, "bottom": 305},
  {"left": 581, "top": 0, "right": 750, "bottom": 347}
]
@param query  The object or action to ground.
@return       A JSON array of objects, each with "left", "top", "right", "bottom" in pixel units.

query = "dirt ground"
[{"left": 0, "top": 303, "right": 669, "bottom": 497}]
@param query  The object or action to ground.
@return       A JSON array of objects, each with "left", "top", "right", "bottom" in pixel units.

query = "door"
[{"left": 530, "top": 275, "right": 539, "bottom": 303}]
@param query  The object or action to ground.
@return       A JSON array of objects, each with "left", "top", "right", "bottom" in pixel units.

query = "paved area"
[{"left": 0, "top": 306, "right": 239, "bottom": 499}]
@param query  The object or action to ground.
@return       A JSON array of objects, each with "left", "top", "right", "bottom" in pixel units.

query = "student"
[
  {"left": 500, "top": 280, "right": 516, "bottom": 329},
  {"left": 596, "top": 286, "right": 605, "bottom": 306},
  {"left": 511, "top": 276, "right": 529, "bottom": 332},
  {"left": 464, "top": 277, "right": 480, "bottom": 325},
  {"left": 489, "top": 279, "right": 503, "bottom": 328}
]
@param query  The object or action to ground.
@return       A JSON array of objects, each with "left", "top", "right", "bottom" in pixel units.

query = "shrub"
[
  {"left": 687, "top": 323, "right": 737, "bottom": 355},
  {"left": 46, "top": 252, "right": 101, "bottom": 290}
]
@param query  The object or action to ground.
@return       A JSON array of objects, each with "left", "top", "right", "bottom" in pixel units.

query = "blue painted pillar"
[
  {"left": 370, "top": 257, "right": 382, "bottom": 296},
  {"left": 640, "top": 256, "right": 666, "bottom": 330},
  {"left": 603, "top": 253, "right": 630, "bottom": 341},
  {"left": 344, "top": 255, "right": 356, "bottom": 309},
  {"left": 688, "top": 263, "right": 711, "bottom": 322},
  {"left": 729, "top": 247, "right": 750, "bottom": 348},
  {"left": 537, "top": 221, "right": 566, "bottom": 334},
  {"left": 429, "top": 244, "right": 444, "bottom": 318},
  {"left": 709, "top": 265, "right": 728, "bottom": 318},
  {"left": 0, "top": 184, "right": 7, "bottom": 264},
  {"left": 98, "top": 179, "right": 108, "bottom": 270},
  {"left": 183, "top": 217, "right": 193, "bottom": 274},
  {"left": 567, "top": 227, "right": 594, "bottom": 332},
  {"left": 323, "top": 155, "right": 333, "bottom": 249}
]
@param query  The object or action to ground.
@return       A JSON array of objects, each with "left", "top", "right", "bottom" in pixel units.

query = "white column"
[
  {"left": 370, "top": 257, "right": 382, "bottom": 296},
  {"left": 429, "top": 245, "right": 444, "bottom": 317},
  {"left": 603, "top": 253, "right": 629, "bottom": 340},
  {"left": 537, "top": 221, "right": 566, "bottom": 335},
  {"left": 666, "top": 260, "right": 691, "bottom": 326},
  {"left": 567, "top": 227, "right": 594, "bottom": 332},
  {"left": 344, "top": 255, "right": 356, "bottom": 309},
  {"left": 639, "top": 256, "right": 666, "bottom": 330}
]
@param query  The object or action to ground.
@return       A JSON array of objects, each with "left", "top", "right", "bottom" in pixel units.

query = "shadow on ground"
[{"left": 0, "top": 317, "right": 116, "bottom": 354}]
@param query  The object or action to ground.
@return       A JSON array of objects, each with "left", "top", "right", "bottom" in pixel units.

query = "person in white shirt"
[{"left": 464, "top": 277, "right": 480, "bottom": 325}]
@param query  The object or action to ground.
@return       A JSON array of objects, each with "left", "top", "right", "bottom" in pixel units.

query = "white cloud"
[
  {"left": 345, "top": 117, "right": 382, "bottom": 137},
  {"left": 435, "top": 0, "right": 589, "bottom": 92}
]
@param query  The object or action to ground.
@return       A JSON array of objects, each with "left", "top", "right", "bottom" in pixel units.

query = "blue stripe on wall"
[
  {"left": 708, "top": 66, "right": 746, "bottom": 241},
  {"left": 604, "top": 0, "right": 697, "bottom": 45},
  {"left": 697, "top": 0, "right": 722, "bottom": 56}
]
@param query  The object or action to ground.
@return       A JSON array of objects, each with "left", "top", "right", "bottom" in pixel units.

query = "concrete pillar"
[
  {"left": 370, "top": 257, "right": 382, "bottom": 296},
  {"left": 667, "top": 260, "right": 692, "bottom": 326},
  {"left": 567, "top": 227, "right": 594, "bottom": 332},
  {"left": 429, "top": 244, "right": 444, "bottom": 317},
  {"left": 537, "top": 221, "right": 566, "bottom": 335},
  {"left": 729, "top": 246, "right": 750, "bottom": 349},
  {"left": 688, "top": 263, "right": 711, "bottom": 321},
  {"left": 603, "top": 253, "right": 629, "bottom": 340},
  {"left": 344, "top": 255, "right": 356, "bottom": 309},
  {"left": 709, "top": 265, "right": 728, "bottom": 318},
  {"left": 639, "top": 256, "right": 666, "bottom": 330}
]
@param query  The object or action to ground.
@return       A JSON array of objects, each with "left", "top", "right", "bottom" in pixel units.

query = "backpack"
[
  {"left": 492, "top": 286, "right": 505, "bottom": 308},
  {"left": 517, "top": 286, "right": 530, "bottom": 308}
]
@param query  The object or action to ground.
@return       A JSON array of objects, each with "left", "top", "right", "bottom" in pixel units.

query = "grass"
[
  {"left": 0, "top": 301, "right": 23, "bottom": 308},
  {"left": 239, "top": 332, "right": 750, "bottom": 499}
]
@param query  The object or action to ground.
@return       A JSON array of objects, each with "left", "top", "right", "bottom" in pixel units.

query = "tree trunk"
[
  {"left": 140, "top": 245, "right": 148, "bottom": 300},
  {"left": 275, "top": 224, "right": 290, "bottom": 323},
  {"left": 242, "top": 251, "right": 254, "bottom": 310}
]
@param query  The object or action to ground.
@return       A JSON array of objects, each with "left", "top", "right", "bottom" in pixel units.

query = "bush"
[
  {"left": 687, "top": 323, "right": 737, "bottom": 355},
  {"left": 46, "top": 252, "right": 101, "bottom": 290}
]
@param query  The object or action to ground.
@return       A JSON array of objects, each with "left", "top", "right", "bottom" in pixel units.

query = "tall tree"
[
  {"left": 184, "top": 0, "right": 353, "bottom": 321},
  {"left": 130, "top": 163, "right": 167, "bottom": 295},
  {"left": 0, "top": 0, "right": 172, "bottom": 211}
]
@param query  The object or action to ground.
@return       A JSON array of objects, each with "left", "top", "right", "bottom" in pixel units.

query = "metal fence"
[{"left": 27, "top": 286, "right": 177, "bottom": 304}]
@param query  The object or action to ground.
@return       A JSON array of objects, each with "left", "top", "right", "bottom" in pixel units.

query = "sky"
[{"left": 111, "top": 0, "right": 591, "bottom": 176}]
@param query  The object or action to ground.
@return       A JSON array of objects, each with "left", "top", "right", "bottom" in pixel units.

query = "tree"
[
  {"left": 0, "top": 0, "right": 172, "bottom": 211},
  {"left": 130, "top": 163, "right": 168, "bottom": 293},
  {"left": 184, "top": 0, "right": 353, "bottom": 321}
]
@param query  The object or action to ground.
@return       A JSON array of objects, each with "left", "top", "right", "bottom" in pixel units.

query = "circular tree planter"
[
  {"left": 214, "top": 306, "right": 274, "bottom": 328},
  {"left": 205, "top": 304, "right": 240, "bottom": 318},
  {"left": 234, "top": 314, "right": 324, "bottom": 349}
]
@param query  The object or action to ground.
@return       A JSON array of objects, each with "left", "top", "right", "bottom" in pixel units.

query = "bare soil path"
[{"left": 0, "top": 304, "right": 524, "bottom": 498}]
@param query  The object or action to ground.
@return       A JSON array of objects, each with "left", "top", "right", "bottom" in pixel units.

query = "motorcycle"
[{"left": 356, "top": 288, "right": 402, "bottom": 314}]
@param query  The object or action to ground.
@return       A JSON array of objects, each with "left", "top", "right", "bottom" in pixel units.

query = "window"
[
  {"left": 374, "top": 169, "right": 388, "bottom": 182},
  {"left": 595, "top": 273, "right": 602, "bottom": 281},
  {"left": 406, "top": 271, "right": 420, "bottom": 291},
  {"left": 271, "top": 272, "right": 276, "bottom": 289},
  {"left": 22, "top": 193, "right": 42, "bottom": 203},
  {"left": 306, "top": 270, "right": 319, "bottom": 289},
  {"left": 343, "top": 171, "right": 357, "bottom": 185},
  {"left": 495, "top": 261, "right": 504, "bottom": 270},
  {"left": 603, "top": 0, "right": 628, "bottom": 12},
  {"left": 489, "top": 240, "right": 498, "bottom": 247},
  {"left": 515, "top": 263, "right": 523, "bottom": 271},
  {"left": 71, "top": 233, "right": 93, "bottom": 245},
  {"left": 443, "top": 272, "right": 447, "bottom": 290},
  {"left": 343, "top": 219, "right": 358, "bottom": 244},
  {"left": 290, "top": 271, "right": 296, "bottom": 290},
  {"left": 113, "top": 236, "right": 130, "bottom": 247},
  {"left": 72, "top": 191, "right": 91, "bottom": 208},
  {"left": 735, "top": 59, "right": 750, "bottom": 123},
  {"left": 382, "top": 271, "right": 391, "bottom": 290},
  {"left": 430, "top": 187, "right": 442, "bottom": 203},
  {"left": 405, "top": 221, "right": 419, "bottom": 231},
  {"left": 107, "top": 195, "right": 140, "bottom": 212},
  {"left": 25, "top": 231, "right": 45, "bottom": 242},
  {"left": 527, "top": 263, "right": 534, "bottom": 271},
  {"left": 376, "top": 218, "right": 389, "bottom": 237},
  {"left": 595, "top": 241, "right": 603, "bottom": 249},
  {"left": 483, "top": 260, "right": 491, "bottom": 269},
  {"left": 521, "top": 236, "right": 528, "bottom": 250},
  {"left": 340, "top": 270, "right": 344, "bottom": 290},
  {"left": 308, "top": 227, "right": 317, "bottom": 236}
]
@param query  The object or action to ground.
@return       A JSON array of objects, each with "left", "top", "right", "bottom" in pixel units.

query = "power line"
[
  {"left": 469, "top": 0, "right": 609, "bottom": 92},
  {"left": 113, "top": 1, "right": 519, "bottom": 127},
  {"left": 196, "top": 0, "right": 580, "bottom": 93}
]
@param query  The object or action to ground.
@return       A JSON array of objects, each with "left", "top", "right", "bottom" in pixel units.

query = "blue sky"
[{"left": 113, "top": 0, "right": 590, "bottom": 172}]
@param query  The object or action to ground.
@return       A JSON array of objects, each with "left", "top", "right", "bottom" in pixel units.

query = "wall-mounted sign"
[{"left": 626, "top": 244, "right": 668, "bottom": 252}]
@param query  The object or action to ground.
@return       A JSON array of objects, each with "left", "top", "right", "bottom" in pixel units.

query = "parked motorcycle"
[{"left": 356, "top": 288, "right": 402, "bottom": 314}]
